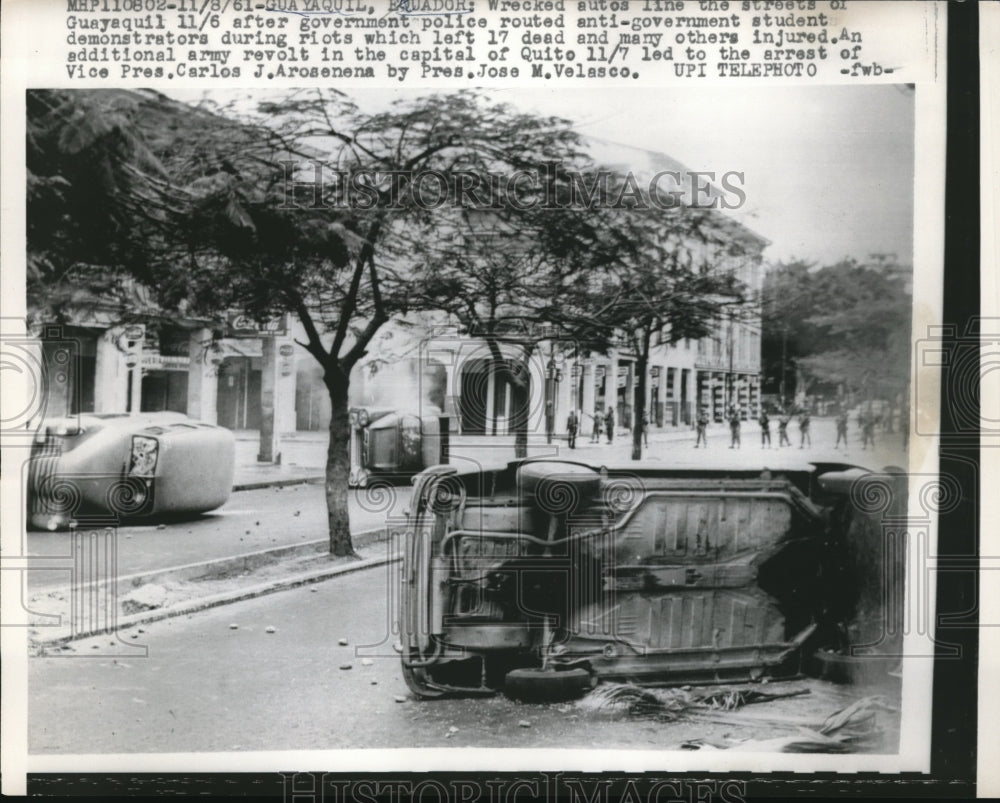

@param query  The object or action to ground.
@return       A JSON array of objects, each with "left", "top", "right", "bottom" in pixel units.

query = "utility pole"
[
  {"left": 779, "top": 324, "right": 787, "bottom": 408},
  {"left": 727, "top": 310, "right": 735, "bottom": 414}
]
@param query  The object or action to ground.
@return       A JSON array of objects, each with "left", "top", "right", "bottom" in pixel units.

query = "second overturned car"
[{"left": 398, "top": 457, "right": 906, "bottom": 699}]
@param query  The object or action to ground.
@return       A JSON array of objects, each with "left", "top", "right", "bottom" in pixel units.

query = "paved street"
[
  {"left": 29, "top": 560, "right": 870, "bottom": 754},
  {"left": 24, "top": 484, "right": 412, "bottom": 591}
]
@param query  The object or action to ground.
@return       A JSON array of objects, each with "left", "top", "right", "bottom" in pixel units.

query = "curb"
[
  {"left": 114, "top": 526, "right": 389, "bottom": 590},
  {"left": 32, "top": 525, "right": 394, "bottom": 647},
  {"left": 232, "top": 475, "right": 324, "bottom": 492},
  {"left": 35, "top": 551, "right": 402, "bottom": 649}
]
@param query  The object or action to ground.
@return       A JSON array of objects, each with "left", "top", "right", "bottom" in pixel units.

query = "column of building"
[{"left": 186, "top": 329, "right": 218, "bottom": 425}]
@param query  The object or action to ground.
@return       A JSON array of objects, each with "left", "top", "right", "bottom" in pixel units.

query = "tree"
[
  {"left": 401, "top": 165, "right": 619, "bottom": 458},
  {"left": 137, "top": 89, "right": 600, "bottom": 555},
  {"left": 556, "top": 194, "right": 751, "bottom": 460},
  {"left": 26, "top": 89, "right": 170, "bottom": 325},
  {"left": 761, "top": 256, "right": 912, "bottom": 406}
]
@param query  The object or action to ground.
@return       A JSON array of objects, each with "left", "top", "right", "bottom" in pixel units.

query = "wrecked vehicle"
[
  {"left": 348, "top": 406, "right": 449, "bottom": 488},
  {"left": 27, "top": 412, "right": 235, "bottom": 530},
  {"left": 398, "top": 458, "right": 906, "bottom": 699}
]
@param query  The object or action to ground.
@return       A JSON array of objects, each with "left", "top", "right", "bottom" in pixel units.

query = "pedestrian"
[
  {"left": 641, "top": 410, "right": 649, "bottom": 448},
  {"left": 605, "top": 406, "right": 615, "bottom": 444},
  {"left": 861, "top": 408, "right": 876, "bottom": 450},
  {"left": 759, "top": 409, "right": 771, "bottom": 448},
  {"left": 591, "top": 412, "right": 603, "bottom": 444},
  {"left": 566, "top": 410, "right": 578, "bottom": 449},
  {"left": 728, "top": 405, "right": 741, "bottom": 449},
  {"left": 835, "top": 410, "right": 849, "bottom": 449},
  {"left": 778, "top": 410, "right": 792, "bottom": 447},
  {"left": 694, "top": 407, "right": 709, "bottom": 448},
  {"left": 798, "top": 409, "right": 811, "bottom": 448}
]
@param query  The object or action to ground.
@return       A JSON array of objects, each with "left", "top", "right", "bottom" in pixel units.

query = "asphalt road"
[
  {"left": 24, "top": 483, "right": 413, "bottom": 590},
  {"left": 28, "top": 562, "right": 870, "bottom": 754}
]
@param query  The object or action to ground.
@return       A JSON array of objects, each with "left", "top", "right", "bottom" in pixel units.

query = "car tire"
[{"left": 503, "top": 667, "right": 592, "bottom": 702}]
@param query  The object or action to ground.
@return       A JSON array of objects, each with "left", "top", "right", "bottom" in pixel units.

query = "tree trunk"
[
  {"left": 486, "top": 338, "right": 533, "bottom": 460},
  {"left": 324, "top": 369, "right": 356, "bottom": 557},
  {"left": 632, "top": 351, "right": 649, "bottom": 461},
  {"left": 511, "top": 369, "right": 530, "bottom": 459}
]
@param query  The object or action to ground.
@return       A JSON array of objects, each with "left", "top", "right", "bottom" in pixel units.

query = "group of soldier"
[
  {"left": 565, "top": 406, "right": 646, "bottom": 449},
  {"left": 700, "top": 405, "right": 812, "bottom": 450},
  {"left": 562, "top": 403, "right": 889, "bottom": 452}
]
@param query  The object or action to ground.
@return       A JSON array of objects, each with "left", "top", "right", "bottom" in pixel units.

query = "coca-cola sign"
[{"left": 226, "top": 313, "right": 287, "bottom": 337}]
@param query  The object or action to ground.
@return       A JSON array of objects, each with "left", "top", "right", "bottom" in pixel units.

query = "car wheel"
[{"left": 503, "top": 667, "right": 592, "bottom": 702}]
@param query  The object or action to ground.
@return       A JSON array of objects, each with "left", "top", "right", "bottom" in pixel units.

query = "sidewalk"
[
  {"left": 232, "top": 430, "right": 328, "bottom": 490},
  {"left": 232, "top": 417, "right": 905, "bottom": 491},
  {"left": 230, "top": 423, "right": 753, "bottom": 489}
]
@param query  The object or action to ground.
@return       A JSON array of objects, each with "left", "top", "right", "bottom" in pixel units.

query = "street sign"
[{"left": 279, "top": 344, "right": 295, "bottom": 357}]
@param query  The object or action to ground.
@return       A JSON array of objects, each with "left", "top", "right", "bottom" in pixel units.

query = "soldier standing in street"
[
  {"left": 694, "top": 406, "right": 709, "bottom": 448},
  {"left": 728, "top": 405, "right": 742, "bottom": 449},
  {"left": 835, "top": 409, "right": 849, "bottom": 449},
  {"left": 861, "top": 407, "right": 876, "bottom": 449},
  {"left": 798, "top": 409, "right": 812, "bottom": 448},
  {"left": 590, "top": 412, "right": 603, "bottom": 444},
  {"left": 605, "top": 406, "right": 615, "bottom": 444},
  {"left": 566, "top": 410, "right": 578, "bottom": 449},
  {"left": 759, "top": 408, "right": 771, "bottom": 448},
  {"left": 778, "top": 409, "right": 792, "bottom": 447}
]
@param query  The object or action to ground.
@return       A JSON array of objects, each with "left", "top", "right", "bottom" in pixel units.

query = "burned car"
[
  {"left": 348, "top": 406, "right": 449, "bottom": 489},
  {"left": 27, "top": 412, "right": 235, "bottom": 530},
  {"left": 398, "top": 458, "right": 906, "bottom": 699}
]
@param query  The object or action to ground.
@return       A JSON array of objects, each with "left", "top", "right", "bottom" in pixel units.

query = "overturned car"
[
  {"left": 398, "top": 458, "right": 906, "bottom": 699},
  {"left": 348, "top": 406, "right": 449, "bottom": 489},
  {"left": 27, "top": 412, "right": 236, "bottom": 530}
]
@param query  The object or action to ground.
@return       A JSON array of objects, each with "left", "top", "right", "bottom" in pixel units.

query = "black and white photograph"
[
  {"left": 0, "top": 0, "right": 987, "bottom": 798},
  {"left": 18, "top": 81, "right": 918, "bottom": 754}
]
